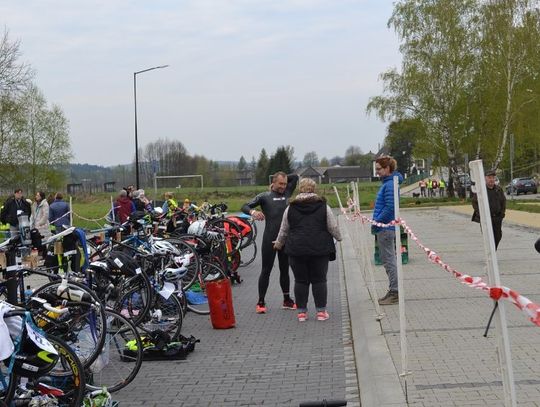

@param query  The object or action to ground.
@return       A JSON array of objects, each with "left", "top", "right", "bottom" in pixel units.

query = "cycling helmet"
[
  {"left": 187, "top": 220, "right": 206, "bottom": 236},
  {"left": 161, "top": 266, "right": 188, "bottom": 282},
  {"left": 88, "top": 261, "right": 109, "bottom": 274},
  {"left": 11, "top": 328, "right": 59, "bottom": 378},
  {"left": 152, "top": 240, "right": 180, "bottom": 256}
]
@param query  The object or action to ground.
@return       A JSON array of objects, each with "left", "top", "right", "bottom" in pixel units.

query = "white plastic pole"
[
  {"left": 394, "top": 176, "right": 410, "bottom": 383},
  {"left": 69, "top": 196, "right": 73, "bottom": 227},
  {"left": 469, "top": 160, "right": 516, "bottom": 407},
  {"left": 353, "top": 181, "right": 384, "bottom": 319},
  {"left": 110, "top": 196, "right": 115, "bottom": 223},
  {"left": 333, "top": 186, "right": 344, "bottom": 210}
]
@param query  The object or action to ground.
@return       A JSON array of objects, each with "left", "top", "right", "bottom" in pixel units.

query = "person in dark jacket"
[
  {"left": 372, "top": 156, "right": 404, "bottom": 305},
  {"left": 242, "top": 171, "right": 299, "bottom": 314},
  {"left": 0, "top": 188, "right": 31, "bottom": 237},
  {"left": 115, "top": 190, "right": 135, "bottom": 223},
  {"left": 49, "top": 192, "right": 70, "bottom": 232},
  {"left": 274, "top": 178, "right": 342, "bottom": 322},
  {"left": 471, "top": 169, "right": 506, "bottom": 250}
]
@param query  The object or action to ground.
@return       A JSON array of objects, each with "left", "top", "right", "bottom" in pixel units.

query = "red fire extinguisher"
[{"left": 206, "top": 278, "right": 236, "bottom": 329}]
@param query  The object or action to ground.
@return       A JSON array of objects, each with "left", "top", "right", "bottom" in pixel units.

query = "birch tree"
[{"left": 367, "top": 0, "right": 480, "bottom": 195}]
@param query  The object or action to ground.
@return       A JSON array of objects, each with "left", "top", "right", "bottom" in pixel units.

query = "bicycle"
[
  {"left": 0, "top": 301, "right": 86, "bottom": 407},
  {"left": 0, "top": 230, "right": 108, "bottom": 371}
]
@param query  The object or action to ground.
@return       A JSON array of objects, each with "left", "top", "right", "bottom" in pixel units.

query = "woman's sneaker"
[
  {"left": 256, "top": 303, "right": 267, "bottom": 314},
  {"left": 316, "top": 311, "right": 330, "bottom": 321},
  {"left": 297, "top": 312, "right": 307, "bottom": 322},
  {"left": 282, "top": 298, "right": 297, "bottom": 310}
]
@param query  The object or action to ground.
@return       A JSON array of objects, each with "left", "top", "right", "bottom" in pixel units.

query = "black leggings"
[
  {"left": 288, "top": 255, "right": 329, "bottom": 311},
  {"left": 258, "top": 236, "right": 290, "bottom": 301}
]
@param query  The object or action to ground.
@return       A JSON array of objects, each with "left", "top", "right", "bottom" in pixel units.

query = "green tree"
[
  {"left": 267, "top": 146, "right": 293, "bottom": 177},
  {"left": 473, "top": 0, "right": 540, "bottom": 170},
  {"left": 344, "top": 146, "right": 363, "bottom": 166},
  {"left": 5, "top": 85, "right": 71, "bottom": 193},
  {"left": 367, "top": 0, "right": 479, "bottom": 195},
  {"left": 385, "top": 119, "right": 424, "bottom": 175},
  {"left": 237, "top": 155, "right": 247, "bottom": 171},
  {"left": 319, "top": 157, "right": 330, "bottom": 167},
  {"left": 255, "top": 148, "right": 269, "bottom": 185}
]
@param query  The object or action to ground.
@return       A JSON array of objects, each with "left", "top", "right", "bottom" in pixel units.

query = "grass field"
[
  {"left": 67, "top": 183, "right": 489, "bottom": 230},
  {"left": 7, "top": 183, "right": 536, "bottom": 231}
]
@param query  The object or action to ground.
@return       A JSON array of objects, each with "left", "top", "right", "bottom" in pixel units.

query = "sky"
[{"left": 1, "top": 0, "right": 402, "bottom": 167}]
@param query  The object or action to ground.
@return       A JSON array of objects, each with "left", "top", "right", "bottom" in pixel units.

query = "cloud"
[{"left": 1, "top": 0, "right": 400, "bottom": 165}]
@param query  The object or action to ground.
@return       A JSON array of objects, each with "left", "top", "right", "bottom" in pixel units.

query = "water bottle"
[
  {"left": 17, "top": 211, "right": 31, "bottom": 245},
  {"left": 24, "top": 285, "right": 34, "bottom": 299}
]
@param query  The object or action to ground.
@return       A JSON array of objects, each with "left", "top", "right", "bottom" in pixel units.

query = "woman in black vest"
[{"left": 274, "top": 178, "right": 342, "bottom": 322}]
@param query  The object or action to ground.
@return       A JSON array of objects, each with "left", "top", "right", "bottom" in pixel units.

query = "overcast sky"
[{"left": 1, "top": 0, "right": 401, "bottom": 167}]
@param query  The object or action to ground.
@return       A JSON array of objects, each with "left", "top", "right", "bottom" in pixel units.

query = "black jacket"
[
  {"left": 471, "top": 185, "right": 506, "bottom": 223},
  {"left": 1, "top": 196, "right": 31, "bottom": 226},
  {"left": 241, "top": 174, "right": 299, "bottom": 240},
  {"left": 284, "top": 195, "right": 335, "bottom": 258}
]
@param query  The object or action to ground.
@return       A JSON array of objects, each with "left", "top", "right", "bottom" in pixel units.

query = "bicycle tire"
[
  {"left": 239, "top": 240, "right": 257, "bottom": 267},
  {"left": 86, "top": 309, "right": 143, "bottom": 393},
  {"left": 0, "top": 362, "right": 16, "bottom": 405},
  {"left": 6, "top": 334, "right": 86, "bottom": 407},
  {"left": 94, "top": 268, "right": 153, "bottom": 327},
  {"left": 185, "top": 262, "right": 227, "bottom": 315},
  {"left": 207, "top": 218, "right": 243, "bottom": 254},
  {"left": 30, "top": 280, "right": 107, "bottom": 369},
  {"left": 165, "top": 237, "right": 201, "bottom": 290},
  {"left": 138, "top": 291, "right": 183, "bottom": 341}
]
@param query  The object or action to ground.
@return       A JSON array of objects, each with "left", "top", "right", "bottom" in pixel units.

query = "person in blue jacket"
[
  {"left": 372, "top": 156, "right": 403, "bottom": 305},
  {"left": 49, "top": 192, "right": 71, "bottom": 232}
]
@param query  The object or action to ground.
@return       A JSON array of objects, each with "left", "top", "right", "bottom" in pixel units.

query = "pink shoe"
[
  {"left": 316, "top": 311, "right": 329, "bottom": 321},
  {"left": 297, "top": 312, "right": 307, "bottom": 322}
]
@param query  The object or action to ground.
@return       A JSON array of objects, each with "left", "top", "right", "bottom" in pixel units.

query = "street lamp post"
[{"left": 134, "top": 65, "right": 169, "bottom": 189}]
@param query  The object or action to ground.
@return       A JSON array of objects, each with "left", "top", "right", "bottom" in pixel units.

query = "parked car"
[{"left": 505, "top": 177, "right": 538, "bottom": 195}]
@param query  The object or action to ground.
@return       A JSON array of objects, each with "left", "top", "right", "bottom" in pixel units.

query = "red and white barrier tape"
[{"left": 342, "top": 206, "right": 540, "bottom": 327}]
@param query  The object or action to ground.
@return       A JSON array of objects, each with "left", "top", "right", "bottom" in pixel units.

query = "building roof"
[
  {"left": 324, "top": 165, "right": 372, "bottom": 178},
  {"left": 296, "top": 166, "right": 327, "bottom": 177}
]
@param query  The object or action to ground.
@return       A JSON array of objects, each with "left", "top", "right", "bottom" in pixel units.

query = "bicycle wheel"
[
  {"left": 87, "top": 309, "right": 143, "bottom": 393},
  {"left": 166, "top": 235, "right": 201, "bottom": 292},
  {"left": 7, "top": 334, "right": 86, "bottom": 407},
  {"left": 239, "top": 240, "right": 257, "bottom": 267},
  {"left": 30, "top": 280, "right": 107, "bottom": 369},
  {"left": 185, "top": 262, "right": 226, "bottom": 315},
  {"left": 94, "top": 268, "right": 153, "bottom": 327},
  {"left": 171, "top": 234, "right": 207, "bottom": 290},
  {"left": 86, "top": 239, "right": 112, "bottom": 262},
  {"left": 138, "top": 292, "right": 183, "bottom": 341},
  {"left": 207, "top": 218, "right": 243, "bottom": 254},
  {"left": 0, "top": 361, "right": 16, "bottom": 406}
]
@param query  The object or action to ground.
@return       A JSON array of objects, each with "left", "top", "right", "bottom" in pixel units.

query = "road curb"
[{"left": 338, "top": 216, "right": 408, "bottom": 407}]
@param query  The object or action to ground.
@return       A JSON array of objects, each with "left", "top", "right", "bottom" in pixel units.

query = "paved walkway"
[
  {"left": 114, "top": 222, "right": 361, "bottom": 407},
  {"left": 341, "top": 207, "right": 540, "bottom": 407},
  {"left": 109, "top": 205, "right": 540, "bottom": 406}
]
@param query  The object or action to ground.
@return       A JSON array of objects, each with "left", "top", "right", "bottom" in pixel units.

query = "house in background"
[
  {"left": 295, "top": 166, "right": 327, "bottom": 183},
  {"left": 323, "top": 166, "right": 372, "bottom": 183},
  {"left": 236, "top": 169, "right": 255, "bottom": 186}
]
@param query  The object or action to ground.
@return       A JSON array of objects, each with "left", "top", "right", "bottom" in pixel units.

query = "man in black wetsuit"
[{"left": 242, "top": 171, "right": 299, "bottom": 313}]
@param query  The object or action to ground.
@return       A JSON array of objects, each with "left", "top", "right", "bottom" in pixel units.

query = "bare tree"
[{"left": 0, "top": 29, "right": 33, "bottom": 95}]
